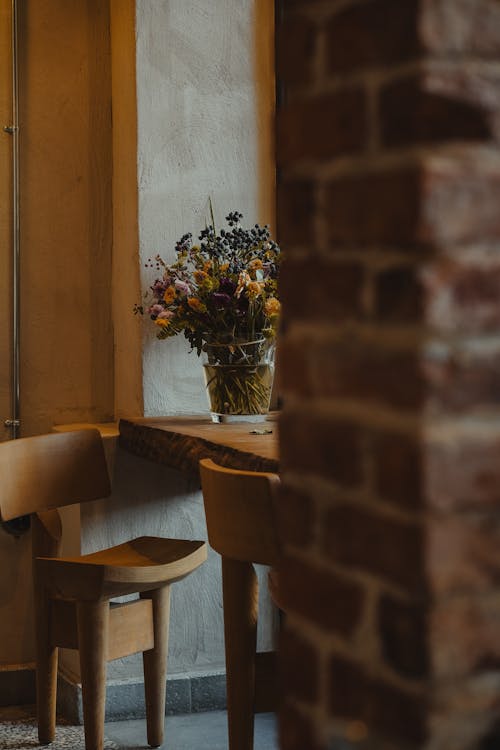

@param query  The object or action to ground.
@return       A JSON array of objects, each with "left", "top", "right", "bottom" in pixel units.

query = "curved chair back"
[
  {"left": 199, "top": 458, "right": 281, "bottom": 567},
  {"left": 0, "top": 429, "right": 111, "bottom": 522}
]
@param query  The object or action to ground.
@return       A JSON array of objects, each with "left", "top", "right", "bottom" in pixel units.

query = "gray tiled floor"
[{"left": 105, "top": 711, "right": 278, "bottom": 750}]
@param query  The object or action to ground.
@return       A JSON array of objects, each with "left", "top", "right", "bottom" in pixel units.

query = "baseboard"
[
  {"left": 57, "top": 670, "right": 227, "bottom": 724},
  {"left": 0, "top": 665, "right": 227, "bottom": 722}
]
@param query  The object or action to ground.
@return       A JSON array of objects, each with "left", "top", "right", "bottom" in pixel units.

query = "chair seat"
[{"left": 36, "top": 536, "right": 207, "bottom": 600}]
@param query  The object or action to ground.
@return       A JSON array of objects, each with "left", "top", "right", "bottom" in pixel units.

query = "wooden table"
[{"left": 118, "top": 415, "right": 279, "bottom": 478}]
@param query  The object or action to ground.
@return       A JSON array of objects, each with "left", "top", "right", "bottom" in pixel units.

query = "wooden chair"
[
  {"left": 0, "top": 429, "right": 207, "bottom": 750},
  {"left": 199, "top": 458, "right": 282, "bottom": 750}
]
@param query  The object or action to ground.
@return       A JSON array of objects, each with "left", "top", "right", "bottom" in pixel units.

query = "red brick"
[
  {"left": 279, "top": 554, "right": 364, "bottom": 636},
  {"left": 325, "top": 0, "right": 500, "bottom": 76},
  {"left": 328, "top": 161, "right": 500, "bottom": 248},
  {"left": 327, "top": 169, "right": 421, "bottom": 248},
  {"left": 426, "top": 436, "right": 500, "bottom": 513},
  {"left": 277, "top": 336, "right": 314, "bottom": 398},
  {"left": 375, "top": 266, "right": 424, "bottom": 323},
  {"left": 420, "top": 0, "right": 500, "bottom": 57},
  {"left": 379, "top": 594, "right": 429, "bottom": 679},
  {"left": 276, "top": 179, "right": 316, "bottom": 248},
  {"left": 430, "top": 595, "right": 500, "bottom": 679},
  {"left": 329, "top": 655, "right": 427, "bottom": 744},
  {"left": 326, "top": 0, "right": 420, "bottom": 74},
  {"left": 279, "top": 336, "right": 424, "bottom": 409},
  {"left": 296, "top": 336, "right": 424, "bottom": 411},
  {"left": 275, "top": 14, "right": 317, "bottom": 88},
  {"left": 279, "top": 257, "right": 365, "bottom": 324},
  {"left": 279, "top": 410, "right": 364, "bottom": 487},
  {"left": 380, "top": 74, "right": 495, "bottom": 148},
  {"left": 276, "top": 88, "right": 367, "bottom": 166},
  {"left": 420, "top": 159, "right": 500, "bottom": 246},
  {"left": 427, "top": 515, "right": 500, "bottom": 596},
  {"left": 278, "top": 628, "right": 320, "bottom": 704},
  {"left": 274, "top": 483, "right": 315, "bottom": 548},
  {"left": 423, "top": 348, "right": 500, "bottom": 414},
  {"left": 423, "top": 258, "right": 500, "bottom": 334},
  {"left": 373, "top": 431, "right": 423, "bottom": 511},
  {"left": 323, "top": 504, "right": 425, "bottom": 594}
]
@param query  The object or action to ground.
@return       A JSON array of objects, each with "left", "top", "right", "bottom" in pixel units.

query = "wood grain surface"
[{"left": 119, "top": 416, "right": 279, "bottom": 477}]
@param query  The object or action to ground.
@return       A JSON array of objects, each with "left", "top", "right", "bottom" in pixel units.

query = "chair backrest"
[
  {"left": 0, "top": 429, "right": 111, "bottom": 522},
  {"left": 199, "top": 458, "right": 281, "bottom": 567}
]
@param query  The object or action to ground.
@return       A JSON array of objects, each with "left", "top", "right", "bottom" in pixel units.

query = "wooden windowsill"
[{"left": 118, "top": 415, "right": 279, "bottom": 477}]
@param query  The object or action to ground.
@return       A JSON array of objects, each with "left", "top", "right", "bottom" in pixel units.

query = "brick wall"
[{"left": 275, "top": 1, "right": 500, "bottom": 748}]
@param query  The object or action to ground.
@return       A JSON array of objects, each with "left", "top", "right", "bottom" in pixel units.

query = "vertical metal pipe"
[{"left": 3, "top": 0, "right": 20, "bottom": 439}]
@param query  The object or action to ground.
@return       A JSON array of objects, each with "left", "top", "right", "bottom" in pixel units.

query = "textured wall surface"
[{"left": 135, "top": 0, "right": 275, "bottom": 415}]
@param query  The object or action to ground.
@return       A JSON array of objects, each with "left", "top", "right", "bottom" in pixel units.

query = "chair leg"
[
  {"left": 140, "top": 586, "right": 171, "bottom": 748},
  {"left": 221, "top": 558, "right": 258, "bottom": 750},
  {"left": 76, "top": 600, "right": 109, "bottom": 750},
  {"left": 34, "top": 588, "right": 58, "bottom": 744}
]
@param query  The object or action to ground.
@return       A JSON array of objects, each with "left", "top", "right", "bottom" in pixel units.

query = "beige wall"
[
  {"left": 0, "top": 0, "right": 114, "bottom": 666},
  {"left": 18, "top": 0, "right": 114, "bottom": 437},
  {"left": 110, "top": 0, "right": 143, "bottom": 420}
]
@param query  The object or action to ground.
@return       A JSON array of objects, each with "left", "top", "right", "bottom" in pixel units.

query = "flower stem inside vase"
[{"left": 202, "top": 337, "right": 275, "bottom": 423}]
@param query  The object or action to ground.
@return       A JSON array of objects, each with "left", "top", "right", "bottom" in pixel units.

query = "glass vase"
[{"left": 201, "top": 337, "right": 275, "bottom": 423}]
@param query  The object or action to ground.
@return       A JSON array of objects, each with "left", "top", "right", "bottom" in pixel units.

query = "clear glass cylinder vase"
[{"left": 201, "top": 337, "right": 275, "bottom": 423}]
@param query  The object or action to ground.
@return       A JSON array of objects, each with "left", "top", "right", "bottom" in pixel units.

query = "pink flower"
[
  {"left": 174, "top": 279, "right": 191, "bottom": 296},
  {"left": 157, "top": 309, "right": 174, "bottom": 320},
  {"left": 148, "top": 304, "right": 165, "bottom": 317}
]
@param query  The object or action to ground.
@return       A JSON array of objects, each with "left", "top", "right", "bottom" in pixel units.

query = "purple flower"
[
  {"left": 151, "top": 279, "right": 168, "bottom": 299},
  {"left": 211, "top": 292, "right": 232, "bottom": 308},
  {"left": 218, "top": 278, "right": 236, "bottom": 296}
]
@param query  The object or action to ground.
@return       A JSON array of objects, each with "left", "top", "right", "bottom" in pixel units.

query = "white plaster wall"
[{"left": 135, "top": 0, "right": 273, "bottom": 415}]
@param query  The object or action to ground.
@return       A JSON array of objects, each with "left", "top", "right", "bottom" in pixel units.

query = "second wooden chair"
[{"left": 200, "top": 457, "right": 282, "bottom": 750}]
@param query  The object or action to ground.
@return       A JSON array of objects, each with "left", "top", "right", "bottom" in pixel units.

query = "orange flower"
[
  {"left": 249, "top": 259, "right": 263, "bottom": 271},
  {"left": 187, "top": 297, "right": 207, "bottom": 313},
  {"left": 264, "top": 297, "right": 280, "bottom": 317},
  {"left": 163, "top": 286, "right": 176, "bottom": 304},
  {"left": 154, "top": 318, "right": 170, "bottom": 328},
  {"left": 194, "top": 270, "right": 208, "bottom": 284},
  {"left": 246, "top": 281, "right": 263, "bottom": 299}
]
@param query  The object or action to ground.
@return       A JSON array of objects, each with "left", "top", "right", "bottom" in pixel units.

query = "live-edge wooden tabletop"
[{"left": 118, "top": 415, "right": 279, "bottom": 477}]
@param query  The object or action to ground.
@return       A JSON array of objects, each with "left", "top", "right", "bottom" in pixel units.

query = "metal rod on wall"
[
  {"left": 3, "top": 0, "right": 20, "bottom": 440},
  {"left": 2, "top": 0, "right": 28, "bottom": 535}
]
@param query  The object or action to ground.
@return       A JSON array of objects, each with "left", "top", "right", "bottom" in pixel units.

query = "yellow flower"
[
  {"left": 219, "top": 262, "right": 229, "bottom": 272},
  {"left": 264, "top": 297, "right": 280, "bottom": 317},
  {"left": 163, "top": 286, "right": 176, "bottom": 304},
  {"left": 187, "top": 297, "right": 207, "bottom": 313},
  {"left": 154, "top": 318, "right": 170, "bottom": 328},
  {"left": 249, "top": 259, "right": 263, "bottom": 271}
]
